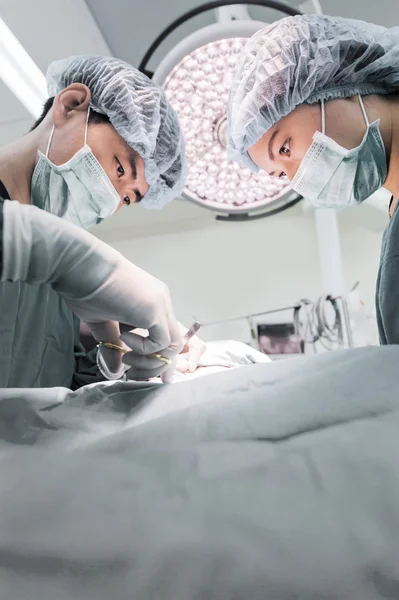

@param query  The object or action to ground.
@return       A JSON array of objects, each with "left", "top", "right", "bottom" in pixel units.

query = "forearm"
[{"left": 1, "top": 200, "right": 116, "bottom": 291}]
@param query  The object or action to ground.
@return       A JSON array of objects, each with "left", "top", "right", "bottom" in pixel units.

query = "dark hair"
[{"left": 30, "top": 97, "right": 110, "bottom": 131}]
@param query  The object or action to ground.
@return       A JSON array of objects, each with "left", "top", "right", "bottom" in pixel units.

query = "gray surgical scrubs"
[
  {"left": 0, "top": 188, "right": 105, "bottom": 389},
  {"left": 376, "top": 196, "right": 399, "bottom": 344}
]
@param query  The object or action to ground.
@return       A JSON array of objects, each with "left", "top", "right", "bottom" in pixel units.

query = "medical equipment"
[
  {"left": 184, "top": 320, "right": 202, "bottom": 343},
  {"left": 97, "top": 342, "right": 171, "bottom": 366},
  {"left": 99, "top": 319, "right": 204, "bottom": 377},
  {"left": 258, "top": 323, "right": 303, "bottom": 355},
  {"left": 99, "top": 320, "right": 201, "bottom": 359},
  {"left": 203, "top": 293, "right": 353, "bottom": 355},
  {"left": 97, "top": 343, "right": 172, "bottom": 367},
  {"left": 97, "top": 342, "right": 127, "bottom": 354},
  {"left": 293, "top": 296, "right": 350, "bottom": 352},
  {"left": 140, "top": 1, "right": 302, "bottom": 220}
]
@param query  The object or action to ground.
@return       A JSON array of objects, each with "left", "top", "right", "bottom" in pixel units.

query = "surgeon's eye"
[
  {"left": 279, "top": 139, "right": 291, "bottom": 157},
  {"left": 116, "top": 158, "right": 125, "bottom": 178},
  {"left": 123, "top": 196, "right": 131, "bottom": 206},
  {"left": 279, "top": 172, "right": 286, "bottom": 178}
]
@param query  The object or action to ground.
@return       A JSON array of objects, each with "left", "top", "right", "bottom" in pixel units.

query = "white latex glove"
[
  {"left": 2, "top": 201, "right": 183, "bottom": 382},
  {"left": 176, "top": 321, "right": 207, "bottom": 373},
  {"left": 120, "top": 326, "right": 178, "bottom": 382}
]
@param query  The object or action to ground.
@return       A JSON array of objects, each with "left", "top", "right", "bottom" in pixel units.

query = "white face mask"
[
  {"left": 31, "top": 106, "right": 120, "bottom": 230},
  {"left": 291, "top": 95, "right": 388, "bottom": 207}
]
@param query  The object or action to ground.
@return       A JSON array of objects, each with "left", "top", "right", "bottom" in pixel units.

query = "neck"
[
  {"left": 384, "top": 95, "right": 399, "bottom": 202},
  {"left": 0, "top": 126, "right": 45, "bottom": 204}
]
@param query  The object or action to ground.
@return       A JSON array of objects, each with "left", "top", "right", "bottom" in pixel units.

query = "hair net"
[
  {"left": 47, "top": 56, "right": 187, "bottom": 209},
  {"left": 227, "top": 14, "right": 399, "bottom": 170}
]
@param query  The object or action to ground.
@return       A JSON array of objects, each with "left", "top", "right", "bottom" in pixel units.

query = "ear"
[{"left": 52, "top": 83, "right": 92, "bottom": 127}]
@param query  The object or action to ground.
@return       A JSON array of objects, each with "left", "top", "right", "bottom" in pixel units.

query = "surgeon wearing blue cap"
[
  {"left": 0, "top": 56, "right": 205, "bottom": 388},
  {"left": 227, "top": 14, "right": 399, "bottom": 346}
]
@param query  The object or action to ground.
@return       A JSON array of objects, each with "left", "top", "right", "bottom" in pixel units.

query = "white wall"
[{"left": 108, "top": 209, "right": 384, "bottom": 343}]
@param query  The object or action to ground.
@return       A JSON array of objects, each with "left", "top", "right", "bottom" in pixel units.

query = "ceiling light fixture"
[
  {"left": 140, "top": 1, "right": 303, "bottom": 221},
  {"left": 0, "top": 16, "right": 47, "bottom": 118}
]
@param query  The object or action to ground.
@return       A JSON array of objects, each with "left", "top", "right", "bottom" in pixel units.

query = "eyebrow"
[
  {"left": 268, "top": 129, "right": 279, "bottom": 161},
  {"left": 127, "top": 149, "right": 143, "bottom": 202},
  {"left": 127, "top": 149, "right": 138, "bottom": 179}
]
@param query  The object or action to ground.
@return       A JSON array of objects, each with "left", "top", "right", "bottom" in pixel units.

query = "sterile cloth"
[
  {"left": 172, "top": 340, "right": 271, "bottom": 382},
  {"left": 0, "top": 347, "right": 399, "bottom": 598}
]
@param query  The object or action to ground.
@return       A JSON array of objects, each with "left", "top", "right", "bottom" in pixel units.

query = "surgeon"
[
  {"left": 227, "top": 14, "right": 399, "bottom": 347},
  {"left": 0, "top": 55, "right": 205, "bottom": 388}
]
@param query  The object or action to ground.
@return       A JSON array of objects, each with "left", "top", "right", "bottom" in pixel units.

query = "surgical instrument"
[
  {"left": 97, "top": 341, "right": 171, "bottom": 366},
  {"left": 183, "top": 320, "right": 202, "bottom": 344},
  {"left": 97, "top": 321, "right": 204, "bottom": 365}
]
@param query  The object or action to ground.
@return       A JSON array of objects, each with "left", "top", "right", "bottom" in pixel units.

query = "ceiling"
[
  {"left": 0, "top": 0, "right": 111, "bottom": 141},
  {"left": 85, "top": 0, "right": 398, "bottom": 68},
  {"left": 83, "top": 0, "right": 306, "bottom": 71},
  {"left": 0, "top": 0, "right": 396, "bottom": 239},
  {"left": 0, "top": 0, "right": 397, "bottom": 139}
]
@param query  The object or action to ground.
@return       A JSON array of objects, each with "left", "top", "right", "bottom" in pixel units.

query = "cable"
[{"left": 293, "top": 295, "right": 345, "bottom": 354}]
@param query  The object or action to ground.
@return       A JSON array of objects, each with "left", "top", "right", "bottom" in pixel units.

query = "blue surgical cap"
[
  {"left": 47, "top": 56, "right": 187, "bottom": 209},
  {"left": 227, "top": 14, "right": 399, "bottom": 170}
]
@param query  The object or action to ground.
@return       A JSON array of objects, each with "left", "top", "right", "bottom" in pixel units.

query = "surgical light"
[
  {"left": 0, "top": 16, "right": 47, "bottom": 118},
  {"left": 141, "top": 1, "right": 303, "bottom": 220}
]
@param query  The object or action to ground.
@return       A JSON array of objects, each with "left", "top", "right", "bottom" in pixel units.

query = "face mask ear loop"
[
  {"left": 321, "top": 99, "right": 326, "bottom": 135},
  {"left": 46, "top": 126, "right": 55, "bottom": 159},
  {"left": 84, "top": 104, "right": 91, "bottom": 146},
  {"left": 358, "top": 94, "right": 370, "bottom": 128}
]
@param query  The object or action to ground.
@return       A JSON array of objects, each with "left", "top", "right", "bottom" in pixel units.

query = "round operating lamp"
[{"left": 140, "top": 1, "right": 303, "bottom": 220}]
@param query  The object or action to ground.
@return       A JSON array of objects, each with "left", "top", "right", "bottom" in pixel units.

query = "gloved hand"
[
  {"left": 2, "top": 200, "right": 183, "bottom": 382},
  {"left": 92, "top": 322, "right": 184, "bottom": 383},
  {"left": 120, "top": 326, "right": 179, "bottom": 382},
  {"left": 176, "top": 322, "right": 207, "bottom": 373}
]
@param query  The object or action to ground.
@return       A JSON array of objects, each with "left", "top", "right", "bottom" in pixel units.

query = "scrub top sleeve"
[
  {"left": 0, "top": 199, "right": 4, "bottom": 276},
  {"left": 375, "top": 198, "right": 399, "bottom": 345}
]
